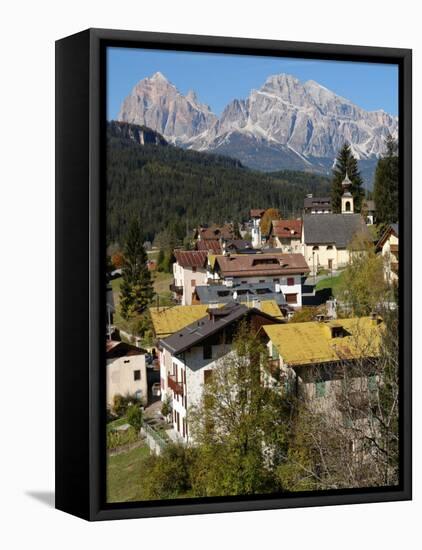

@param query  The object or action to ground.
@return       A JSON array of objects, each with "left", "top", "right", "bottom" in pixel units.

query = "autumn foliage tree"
[
  {"left": 260, "top": 208, "right": 281, "bottom": 237},
  {"left": 111, "top": 251, "right": 124, "bottom": 269}
]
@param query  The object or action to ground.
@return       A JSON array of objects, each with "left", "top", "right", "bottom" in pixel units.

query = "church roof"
[{"left": 303, "top": 214, "right": 370, "bottom": 248}]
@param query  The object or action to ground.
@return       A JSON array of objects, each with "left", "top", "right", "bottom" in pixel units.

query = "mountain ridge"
[{"left": 117, "top": 72, "right": 397, "bottom": 183}]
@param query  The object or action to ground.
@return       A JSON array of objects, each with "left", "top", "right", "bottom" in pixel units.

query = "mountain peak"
[
  {"left": 149, "top": 71, "right": 168, "bottom": 82},
  {"left": 264, "top": 73, "right": 300, "bottom": 87},
  {"left": 118, "top": 70, "right": 397, "bottom": 167}
]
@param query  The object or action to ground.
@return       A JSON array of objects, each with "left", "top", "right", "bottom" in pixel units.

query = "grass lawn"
[
  {"left": 152, "top": 271, "right": 173, "bottom": 295},
  {"left": 315, "top": 273, "right": 344, "bottom": 297},
  {"left": 107, "top": 416, "right": 128, "bottom": 432},
  {"left": 107, "top": 443, "right": 150, "bottom": 503}
]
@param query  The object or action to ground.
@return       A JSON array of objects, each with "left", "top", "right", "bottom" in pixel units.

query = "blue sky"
[{"left": 107, "top": 47, "right": 398, "bottom": 120}]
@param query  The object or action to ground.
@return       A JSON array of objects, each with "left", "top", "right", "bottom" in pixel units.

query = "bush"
[
  {"left": 140, "top": 444, "right": 196, "bottom": 500},
  {"left": 112, "top": 393, "right": 141, "bottom": 417},
  {"left": 127, "top": 405, "right": 143, "bottom": 432},
  {"left": 161, "top": 396, "right": 172, "bottom": 418}
]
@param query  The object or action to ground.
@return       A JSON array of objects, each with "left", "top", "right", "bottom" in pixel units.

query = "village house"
[
  {"left": 194, "top": 223, "right": 235, "bottom": 243},
  {"left": 303, "top": 194, "right": 332, "bottom": 214},
  {"left": 250, "top": 209, "right": 266, "bottom": 248},
  {"left": 158, "top": 302, "right": 283, "bottom": 442},
  {"left": 260, "top": 316, "right": 383, "bottom": 420},
  {"left": 209, "top": 252, "right": 309, "bottom": 308},
  {"left": 268, "top": 219, "right": 302, "bottom": 252},
  {"left": 376, "top": 223, "right": 399, "bottom": 284},
  {"left": 171, "top": 250, "right": 208, "bottom": 305},
  {"left": 106, "top": 340, "right": 148, "bottom": 407},
  {"left": 302, "top": 174, "right": 370, "bottom": 274}
]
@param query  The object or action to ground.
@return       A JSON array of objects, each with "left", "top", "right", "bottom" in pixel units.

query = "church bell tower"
[{"left": 341, "top": 172, "right": 354, "bottom": 214}]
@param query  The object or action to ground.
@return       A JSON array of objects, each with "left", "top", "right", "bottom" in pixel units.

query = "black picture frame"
[{"left": 55, "top": 28, "right": 412, "bottom": 521}]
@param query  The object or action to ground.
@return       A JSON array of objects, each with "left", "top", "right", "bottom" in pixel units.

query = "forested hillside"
[{"left": 106, "top": 122, "right": 331, "bottom": 245}]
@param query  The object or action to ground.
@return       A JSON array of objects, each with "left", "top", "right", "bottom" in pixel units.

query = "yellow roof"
[
  {"left": 258, "top": 299, "right": 283, "bottom": 319},
  {"left": 262, "top": 317, "right": 382, "bottom": 366},
  {"left": 149, "top": 305, "right": 210, "bottom": 338},
  {"left": 150, "top": 300, "right": 283, "bottom": 338}
]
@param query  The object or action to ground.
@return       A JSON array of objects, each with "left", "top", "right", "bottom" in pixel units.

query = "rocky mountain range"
[{"left": 117, "top": 71, "right": 398, "bottom": 181}]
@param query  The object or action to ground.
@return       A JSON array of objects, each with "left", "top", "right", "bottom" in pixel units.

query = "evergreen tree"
[
  {"left": 331, "top": 143, "right": 364, "bottom": 213},
  {"left": 120, "top": 220, "right": 154, "bottom": 320},
  {"left": 373, "top": 134, "right": 399, "bottom": 226}
]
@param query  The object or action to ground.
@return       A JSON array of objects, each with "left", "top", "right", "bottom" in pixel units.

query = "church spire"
[{"left": 341, "top": 171, "right": 354, "bottom": 214}]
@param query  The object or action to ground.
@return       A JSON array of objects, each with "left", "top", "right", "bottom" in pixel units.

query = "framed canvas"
[{"left": 55, "top": 28, "right": 412, "bottom": 521}]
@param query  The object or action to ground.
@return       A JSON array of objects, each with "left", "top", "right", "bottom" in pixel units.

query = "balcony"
[{"left": 168, "top": 374, "right": 184, "bottom": 396}]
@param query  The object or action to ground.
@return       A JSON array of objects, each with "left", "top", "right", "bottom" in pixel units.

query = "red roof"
[
  {"left": 174, "top": 250, "right": 208, "bottom": 268},
  {"left": 214, "top": 253, "right": 309, "bottom": 278},
  {"left": 196, "top": 240, "right": 222, "bottom": 253},
  {"left": 271, "top": 219, "right": 302, "bottom": 238},
  {"left": 197, "top": 224, "right": 234, "bottom": 241}
]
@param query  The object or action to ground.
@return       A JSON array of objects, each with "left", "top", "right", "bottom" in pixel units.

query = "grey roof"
[
  {"left": 159, "top": 302, "right": 280, "bottom": 356},
  {"left": 391, "top": 223, "right": 399, "bottom": 236},
  {"left": 195, "top": 282, "right": 286, "bottom": 307},
  {"left": 303, "top": 214, "right": 370, "bottom": 248}
]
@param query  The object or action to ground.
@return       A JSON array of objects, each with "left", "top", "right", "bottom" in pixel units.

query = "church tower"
[{"left": 341, "top": 172, "right": 354, "bottom": 214}]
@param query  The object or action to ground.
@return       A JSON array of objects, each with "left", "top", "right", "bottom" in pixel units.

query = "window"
[
  {"left": 272, "top": 344, "right": 279, "bottom": 360},
  {"left": 133, "top": 370, "right": 141, "bottom": 381},
  {"left": 273, "top": 278, "right": 280, "bottom": 283},
  {"left": 327, "top": 245, "right": 333, "bottom": 250},
  {"left": 203, "top": 345, "right": 212, "bottom": 359},
  {"left": 259, "top": 279, "right": 265, "bottom": 283},
  {"left": 345, "top": 201, "right": 351, "bottom": 212},
  {"left": 241, "top": 281, "right": 248, "bottom": 284},
  {"left": 135, "top": 390, "right": 142, "bottom": 400},
  {"left": 285, "top": 293, "right": 297, "bottom": 305},
  {"left": 331, "top": 326, "right": 344, "bottom": 338},
  {"left": 287, "top": 277, "right": 294, "bottom": 286},
  {"left": 312, "top": 245, "right": 319, "bottom": 251},
  {"left": 192, "top": 266, "right": 197, "bottom": 273},
  {"left": 315, "top": 380, "right": 326, "bottom": 398}
]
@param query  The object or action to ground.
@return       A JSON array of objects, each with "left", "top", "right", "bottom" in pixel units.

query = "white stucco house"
[
  {"left": 210, "top": 252, "right": 309, "bottom": 308},
  {"left": 268, "top": 219, "right": 302, "bottom": 252},
  {"left": 171, "top": 250, "right": 208, "bottom": 305},
  {"left": 250, "top": 209, "right": 265, "bottom": 248},
  {"left": 106, "top": 340, "right": 148, "bottom": 407},
  {"left": 158, "top": 302, "right": 283, "bottom": 442},
  {"left": 376, "top": 223, "right": 399, "bottom": 284}
]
